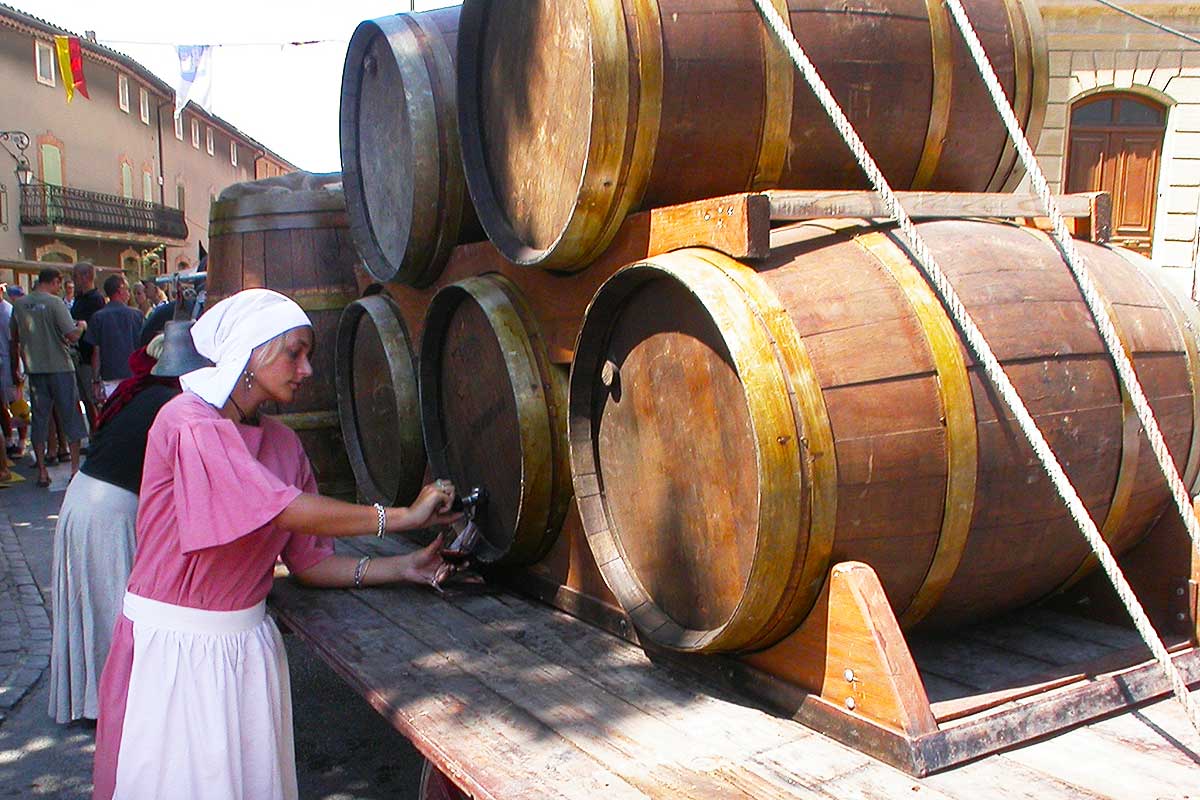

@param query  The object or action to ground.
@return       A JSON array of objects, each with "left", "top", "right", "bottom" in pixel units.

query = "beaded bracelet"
[
  {"left": 353, "top": 555, "right": 372, "bottom": 588},
  {"left": 373, "top": 503, "right": 387, "bottom": 538}
]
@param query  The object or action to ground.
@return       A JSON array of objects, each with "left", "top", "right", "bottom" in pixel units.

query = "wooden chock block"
[
  {"left": 743, "top": 561, "right": 937, "bottom": 738},
  {"left": 1053, "top": 497, "right": 1200, "bottom": 644}
]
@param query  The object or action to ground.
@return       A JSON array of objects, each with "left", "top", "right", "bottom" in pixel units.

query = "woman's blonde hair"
[{"left": 248, "top": 326, "right": 313, "bottom": 372}]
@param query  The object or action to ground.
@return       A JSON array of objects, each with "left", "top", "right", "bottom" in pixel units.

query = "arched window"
[
  {"left": 35, "top": 240, "right": 77, "bottom": 263},
  {"left": 1065, "top": 92, "right": 1167, "bottom": 254}
]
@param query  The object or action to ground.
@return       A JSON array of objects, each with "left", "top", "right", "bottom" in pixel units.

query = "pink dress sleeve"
[
  {"left": 172, "top": 417, "right": 303, "bottom": 554},
  {"left": 278, "top": 453, "right": 334, "bottom": 574}
]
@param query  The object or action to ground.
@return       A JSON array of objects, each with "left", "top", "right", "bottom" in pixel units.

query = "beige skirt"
[{"left": 48, "top": 471, "right": 137, "bottom": 723}]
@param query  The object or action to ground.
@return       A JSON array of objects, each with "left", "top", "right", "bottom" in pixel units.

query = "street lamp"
[{"left": 0, "top": 131, "right": 32, "bottom": 185}]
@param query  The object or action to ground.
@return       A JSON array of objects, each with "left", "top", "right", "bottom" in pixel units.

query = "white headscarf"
[{"left": 180, "top": 288, "right": 311, "bottom": 407}]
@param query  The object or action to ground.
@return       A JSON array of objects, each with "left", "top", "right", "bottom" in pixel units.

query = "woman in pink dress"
[{"left": 92, "top": 289, "right": 462, "bottom": 800}]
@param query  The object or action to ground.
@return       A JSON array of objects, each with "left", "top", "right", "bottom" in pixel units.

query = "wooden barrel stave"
[
  {"left": 335, "top": 295, "right": 426, "bottom": 506},
  {"left": 457, "top": 0, "right": 1047, "bottom": 269},
  {"left": 419, "top": 274, "right": 571, "bottom": 565},
  {"left": 569, "top": 219, "right": 1197, "bottom": 652},
  {"left": 340, "top": 7, "right": 481, "bottom": 286},
  {"left": 207, "top": 186, "right": 360, "bottom": 499}
]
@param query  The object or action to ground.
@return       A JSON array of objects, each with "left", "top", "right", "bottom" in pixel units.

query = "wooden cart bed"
[{"left": 268, "top": 536, "right": 1200, "bottom": 800}]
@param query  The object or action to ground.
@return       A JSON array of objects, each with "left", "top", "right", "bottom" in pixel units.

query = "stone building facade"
[
  {"left": 0, "top": 3, "right": 293, "bottom": 288},
  {"left": 1028, "top": 1, "right": 1200, "bottom": 297}
]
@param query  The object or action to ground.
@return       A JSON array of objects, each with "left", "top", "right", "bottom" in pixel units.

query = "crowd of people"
[
  {"left": 0, "top": 264, "right": 187, "bottom": 488},
  {"left": 2, "top": 267, "right": 466, "bottom": 799}
]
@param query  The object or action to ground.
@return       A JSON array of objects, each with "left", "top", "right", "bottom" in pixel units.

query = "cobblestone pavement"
[
  {"left": 0, "top": 503, "right": 50, "bottom": 723},
  {"left": 0, "top": 455, "right": 425, "bottom": 798}
]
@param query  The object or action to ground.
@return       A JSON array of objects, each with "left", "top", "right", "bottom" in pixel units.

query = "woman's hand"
[
  {"left": 396, "top": 480, "right": 461, "bottom": 531},
  {"left": 396, "top": 533, "right": 482, "bottom": 591},
  {"left": 293, "top": 538, "right": 479, "bottom": 591},
  {"left": 401, "top": 532, "right": 468, "bottom": 588}
]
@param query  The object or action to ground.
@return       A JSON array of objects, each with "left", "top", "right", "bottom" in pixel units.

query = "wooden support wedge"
[{"left": 742, "top": 561, "right": 938, "bottom": 738}]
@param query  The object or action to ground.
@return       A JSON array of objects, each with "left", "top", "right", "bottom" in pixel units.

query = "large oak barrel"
[
  {"left": 207, "top": 181, "right": 360, "bottom": 498},
  {"left": 419, "top": 274, "right": 571, "bottom": 564},
  {"left": 340, "top": 7, "right": 482, "bottom": 286},
  {"left": 458, "top": 0, "right": 1047, "bottom": 270},
  {"left": 335, "top": 294, "right": 426, "bottom": 506},
  {"left": 569, "top": 219, "right": 1200, "bottom": 653}
]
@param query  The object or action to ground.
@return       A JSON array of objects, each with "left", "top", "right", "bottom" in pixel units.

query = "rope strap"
[{"left": 750, "top": 0, "right": 1199, "bottom": 730}]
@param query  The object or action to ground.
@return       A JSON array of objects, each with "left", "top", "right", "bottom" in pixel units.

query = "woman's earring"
[{"left": 243, "top": 371, "right": 254, "bottom": 391}]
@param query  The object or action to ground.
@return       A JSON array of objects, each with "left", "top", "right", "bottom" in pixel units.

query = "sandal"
[
  {"left": 44, "top": 454, "right": 58, "bottom": 466},
  {"left": 36, "top": 475, "right": 51, "bottom": 488},
  {"left": 56, "top": 450, "right": 70, "bottom": 462}
]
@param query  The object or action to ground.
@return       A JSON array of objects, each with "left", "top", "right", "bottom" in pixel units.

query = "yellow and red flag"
[{"left": 53, "top": 35, "right": 89, "bottom": 103}]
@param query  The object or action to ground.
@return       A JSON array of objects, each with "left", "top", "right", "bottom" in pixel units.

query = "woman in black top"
[{"left": 47, "top": 322, "right": 208, "bottom": 723}]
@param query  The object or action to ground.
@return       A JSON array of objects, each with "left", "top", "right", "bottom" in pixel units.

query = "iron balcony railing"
[{"left": 20, "top": 183, "right": 188, "bottom": 240}]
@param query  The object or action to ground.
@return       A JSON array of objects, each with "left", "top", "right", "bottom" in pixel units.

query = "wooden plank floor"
[{"left": 269, "top": 536, "right": 1200, "bottom": 800}]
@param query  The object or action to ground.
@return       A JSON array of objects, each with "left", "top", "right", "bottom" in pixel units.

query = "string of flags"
[
  {"left": 51, "top": 34, "right": 338, "bottom": 112},
  {"left": 47, "top": 37, "right": 218, "bottom": 116},
  {"left": 174, "top": 46, "right": 213, "bottom": 119}
]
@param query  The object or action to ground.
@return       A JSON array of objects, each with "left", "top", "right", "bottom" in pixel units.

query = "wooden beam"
[
  {"left": 767, "top": 190, "right": 1110, "bottom": 229},
  {"left": 644, "top": 192, "right": 770, "bottom": 260},
  {"left": 918, "top": 646, "right": 1200, "bottom": 773}
]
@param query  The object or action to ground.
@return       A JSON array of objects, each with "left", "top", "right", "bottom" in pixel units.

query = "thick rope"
[
  {"left": 941, "top": 0, "right": 1200, "bottom": 559},
  {"left": 750, "top": 0, "right": 1200, "bottom": 728},
  {"left": 942, "top": 0, "right": 1200, "bottom": 722}
]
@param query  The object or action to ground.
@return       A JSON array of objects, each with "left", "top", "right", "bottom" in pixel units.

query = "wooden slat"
[
  {"left": 766, "top": 190, "right": 1108, "bottom": 225},
  {"left": 746, "top": 736, "right": 962, "bottom": 800},
  {"left": 349, "top": 591, "right": 781, "bottom": 798},
  {"left": 923, "top": 754, "right": 1113, "bottom": 800},
  {"left": 909, "top": 638, "right": 1060, "bottom": 692},
  {"left": 270, "top": 582, "right": 642, "bottom": 800},
  {"left": 958, "top": 617, "right": 1125, "bottom": 665},
  {"left": 274, "top": 537, "right": 1200, "bottom": 790},
  {"left": 925, "top": 647, "right": 1200, "bottom": 770},
  {"left": 1002, "top": 711, "right": 1200, "bottom": 799},
  {"left": 290, "top": 540, "right": 841, "bottom": 799}
]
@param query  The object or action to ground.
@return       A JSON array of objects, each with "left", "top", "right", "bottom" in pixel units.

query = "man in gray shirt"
[
  {"left": 11, "top": 268, "right": 87, "bottom": 486},
  {"left": 84, "top": 275, "right": 144, "bottom": 401}
]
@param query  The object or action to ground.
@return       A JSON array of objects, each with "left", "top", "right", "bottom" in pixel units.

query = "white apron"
[{"left": 113, "top": 592, "right": 298, "bottom": 800}]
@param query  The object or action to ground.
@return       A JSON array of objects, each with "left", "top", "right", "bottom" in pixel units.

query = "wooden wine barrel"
[
  {"left": 419, "top": 274, "right": 570, "bottom": 565},
  {"left": 207, "top": 184, "right": 360, "bottom": 498},
  {"left": 457, "top": 0, "right": 1048, "bottom": 270},
  {"left": 340, "top": 7, "right": 482, "bottom": 286},
  {"left": 335, "top": 294, "right": 426, "bottom": 506},
  {"left": 569, "top": 219, "right": 1200, "bottom": 653}
]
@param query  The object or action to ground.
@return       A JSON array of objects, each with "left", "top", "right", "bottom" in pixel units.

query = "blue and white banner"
[{"left": 174, "top": 45, "right": 213, "bottom": 118}]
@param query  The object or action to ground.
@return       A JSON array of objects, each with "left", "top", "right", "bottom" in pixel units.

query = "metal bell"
[{"left": 151, "top": 320, "right": 214, "bottom": 377}]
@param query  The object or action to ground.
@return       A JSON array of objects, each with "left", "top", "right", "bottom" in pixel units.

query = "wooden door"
[{"left": 1065, "top": 93, "right": 1166, "bottom": 254}]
